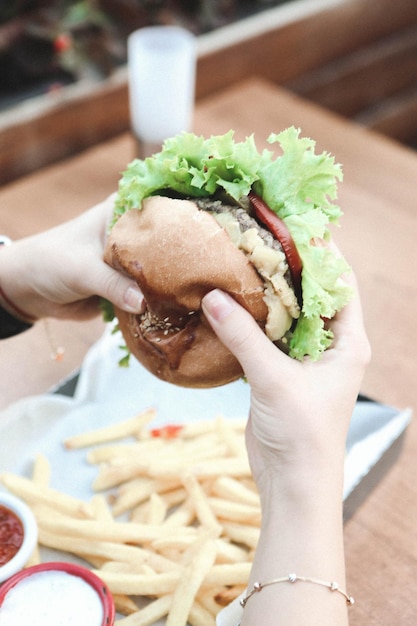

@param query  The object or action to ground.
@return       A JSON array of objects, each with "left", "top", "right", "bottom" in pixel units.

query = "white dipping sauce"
[{"left": 0, "top": 570, "right": 104, "bottom": 625}]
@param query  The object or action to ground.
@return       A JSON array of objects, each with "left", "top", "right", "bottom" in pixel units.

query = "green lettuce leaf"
[{"left": 112, "top": 128, "right": 352, "bottom": 361}]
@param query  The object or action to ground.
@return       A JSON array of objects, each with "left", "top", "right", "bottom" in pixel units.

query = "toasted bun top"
[{"left": 104, "top": 196, "right": 268, "bottom": 387}]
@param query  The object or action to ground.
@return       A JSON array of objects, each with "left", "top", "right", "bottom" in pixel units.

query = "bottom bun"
[{"left": 104, "top": 196, "right": 269, "bottom": 388}]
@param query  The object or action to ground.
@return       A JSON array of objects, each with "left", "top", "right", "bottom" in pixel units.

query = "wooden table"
[{"left": 1, "top": 77, "right": 416, "bottom": 624}]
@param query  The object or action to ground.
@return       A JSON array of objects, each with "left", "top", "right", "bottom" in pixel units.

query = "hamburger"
[{"left": 104, "top": 127, "right": 352, "bottom": 388}]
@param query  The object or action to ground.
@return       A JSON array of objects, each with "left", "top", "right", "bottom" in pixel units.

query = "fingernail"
[
  {"left": 202, "top": 289, "right": 236, "bottom": 321},
  {"left": 124, "top": 286, "right": 144, "bottom": 313}
]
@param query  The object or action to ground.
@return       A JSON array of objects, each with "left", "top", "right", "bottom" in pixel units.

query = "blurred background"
[
  {"left": 1, "top": 0, "right": 417, "bottom": 185},
  {"left": 0, "top": 0, "right": 288, "bottom": 110}
]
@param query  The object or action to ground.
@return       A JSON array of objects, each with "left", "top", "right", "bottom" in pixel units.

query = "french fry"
[
  {"left": 26, "top": 455, "right": 47, "bottom": 567},
  {"left": 113, "top": 594, "right": 140, "bottom": 616},
  {"left": 151, "top": 533, "right": 195, "bottom": 554},
  {"left": 0, "top": 472, "right": 93, "bottom": 519},
  {"left": 129, "top": 501, "right": 151, "bottom": 524},
  {"left": 112, "top": 476, "right": 183, "bottom": 518},
  {"left": 203, "top": 562, "right": 252, "bottom": 587},
  {"left": 37, "top": 529, "right": 149, "bottom": 565},
  {"left": 214, "top": 584, "right": 247, "bottom": 606},
  {"left": 188, "top": 600, "right": 217, "bottom": 626},
  {"left": 136, "top": 548, "right": 180, "bottom": 574},
  {"left": 143, "top": 445, "right": 231, "bottom": 479},
  {"left": 166, "top": 532, "right": 217, "bottom": 626},
  {"left": 196, "top": 588, "right": 225, "bottom": 617},
  {"left": 99, "top": 561, "right": 251, "bottom": 598},
  {"left": 211, "top": 475, "right": 260, "bottom": 507},
  {"left": 93, "top": 570, "right": 180, "bottom": 596},
  {"left": 155, "top": 547, "right": 182, "bottom": 563},
  {"left": 213, "top": 538, "right": 250, "bottom": 564},
  {"left": 161, "top": 498, "right": 195, "bottom": 528},
  {"left": 188, "top": 456, "right": 251, "bottom": 479},
  {"left": 221, "top": 521, "right": 260, "bottom": 549},
  {"left": 36, "top": 515, "right": 197, "bottom": 544},
  {"left": 207, "top": 496, "right": 261, "bottom": 525},
  {"left": 64, "top": 408, "right": 156, "bottom": 449},
  {"left": 174, "top": 433, "right": 226, "bottom": 458},
  {"left": 91, "top": 494, "right": 114, "bottom": 522},
  {"left": 181, "top": 472, "right": 222, "bottom": 535},
  {"left": 159, "top": 486, "right": 187, "bottom": 509},
  {"left": 180, "top": 417, "right": 246, "bottom": 439},
  {"left": 101, "top": 561, "right": 156, "bottom": 576},
  {"left": 87, "top": 441, "right": 161, "bottom": 465},
  {"left": 31, "top": 453, "right": 51, "bottom": 486},
  {"left": 214, "top": 416, "right": 247, "bottom": 458},
  {"left": 92, "top": 459, "right": 158, "bottom": 491},
  {"left": 97, "top": 546, "right": 179, "bottom": 575},
  {"left": 92, "top": 448, "right": 189, "bottom": 492},
  {"left": 82, "top": 555, "right": 107, "bottom": 569},
  {"left": 97, "top": 560, "right": 252, "bottom": 596},
  {"left": 111, "top": 477, "right": 157, "bottom": 516},
  {"left": 146, "top": 492, "right": 168, "bottom": 525},
  {"left": 115, "top": 595, "right": 172, "bottom": 626}
]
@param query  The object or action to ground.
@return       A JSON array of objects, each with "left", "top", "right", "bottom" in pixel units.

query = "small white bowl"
[
  {"left": 0, "top": 562, "right": 115, "bottom": 625},
  {"left": 0, "top": 491, "right": 38, "bottom": 583}
]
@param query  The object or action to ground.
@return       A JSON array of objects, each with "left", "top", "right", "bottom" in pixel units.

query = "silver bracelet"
[{"left": 239, "top": 573, "right": 355, "bottom": 610}]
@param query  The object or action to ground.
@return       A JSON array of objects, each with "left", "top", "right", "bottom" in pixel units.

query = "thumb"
[
  {"left": 90, "top": 262, "right": 144, "bottom": 314},
  {"left": 202, "top": 289, "right": 283, "bottom": 381}
]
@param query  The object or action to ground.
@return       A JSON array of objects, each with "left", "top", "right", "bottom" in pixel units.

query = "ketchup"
[
  {"left": 150, "top": 424, "right": 184, "bottom": 439},
  {"left": 0, "top": 505, "right": 24, "bottom": 566}
]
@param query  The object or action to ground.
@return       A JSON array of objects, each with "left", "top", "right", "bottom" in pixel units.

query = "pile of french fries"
[{"left": 0, "top": 408, "right": 262, "bottom": 626}]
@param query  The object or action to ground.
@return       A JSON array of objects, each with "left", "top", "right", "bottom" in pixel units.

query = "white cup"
[{"left": 128, "top": 26, "right": 197, "bottom": 157}]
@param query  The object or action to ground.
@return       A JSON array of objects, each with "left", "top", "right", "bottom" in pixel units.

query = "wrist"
[
  {"left": 0, "top": 238, "right": 37, "bottom": 338},
  {"left": 0, "top": 239, "right": 41, "bottom": 323},
  {"left": 255, "top": 454, "right": 345, "bottom": 512},
  {"left": 245, "top": 471, "right": 347, "bottom": 626},
  {"left": 261, "top": 480, "right": 344, "bottom": 539}
]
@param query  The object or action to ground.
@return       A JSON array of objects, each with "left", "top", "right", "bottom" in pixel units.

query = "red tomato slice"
[{"left": 248, "top": 191, "right": 303, "bottom": 304}]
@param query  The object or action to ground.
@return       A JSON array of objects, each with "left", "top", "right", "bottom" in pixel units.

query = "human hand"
[
  {"left": 202, "top": 269, "right": 371, "bottom": 500},
  {"left": 202, "top": 257, "right": 369, "bottom": 626},
  {"left": 0, "top": 196, "right": 144, "bottom": 322}
]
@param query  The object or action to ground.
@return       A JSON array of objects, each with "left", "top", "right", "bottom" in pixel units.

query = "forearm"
[{"left": 241, "top": 469, "right": 349, "bottom": 626}]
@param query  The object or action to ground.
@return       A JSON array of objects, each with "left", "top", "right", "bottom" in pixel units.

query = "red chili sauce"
[{"left": 0, "top": 505, "right": 24, "bottom": 566}]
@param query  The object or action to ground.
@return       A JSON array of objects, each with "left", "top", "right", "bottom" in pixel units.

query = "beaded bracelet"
[{"left": 239, "top": 573, "right": 355, "bottom": 610}]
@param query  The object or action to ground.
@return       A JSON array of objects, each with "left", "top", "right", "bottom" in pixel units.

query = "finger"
[{"left": 201, "top": 289, "right": 289, "bottom": 383}]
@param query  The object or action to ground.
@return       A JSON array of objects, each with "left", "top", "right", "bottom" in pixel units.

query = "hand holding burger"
[
  {"left": 0, "top": 196, "right": 144, "bottom": 331},
  {"left": 104, "top": 128, "right": 352, "bottom": 387},
  {"left": 201, "top": 273, "right": 370, "bottom": 626}
]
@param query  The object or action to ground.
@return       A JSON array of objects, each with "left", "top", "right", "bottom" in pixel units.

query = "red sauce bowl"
[
  {"left": 0, "top": 492, "right": 38, "bottom": 583},
  {"left": 0, "top": 562, "right": 115, "bottom": 625}
]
